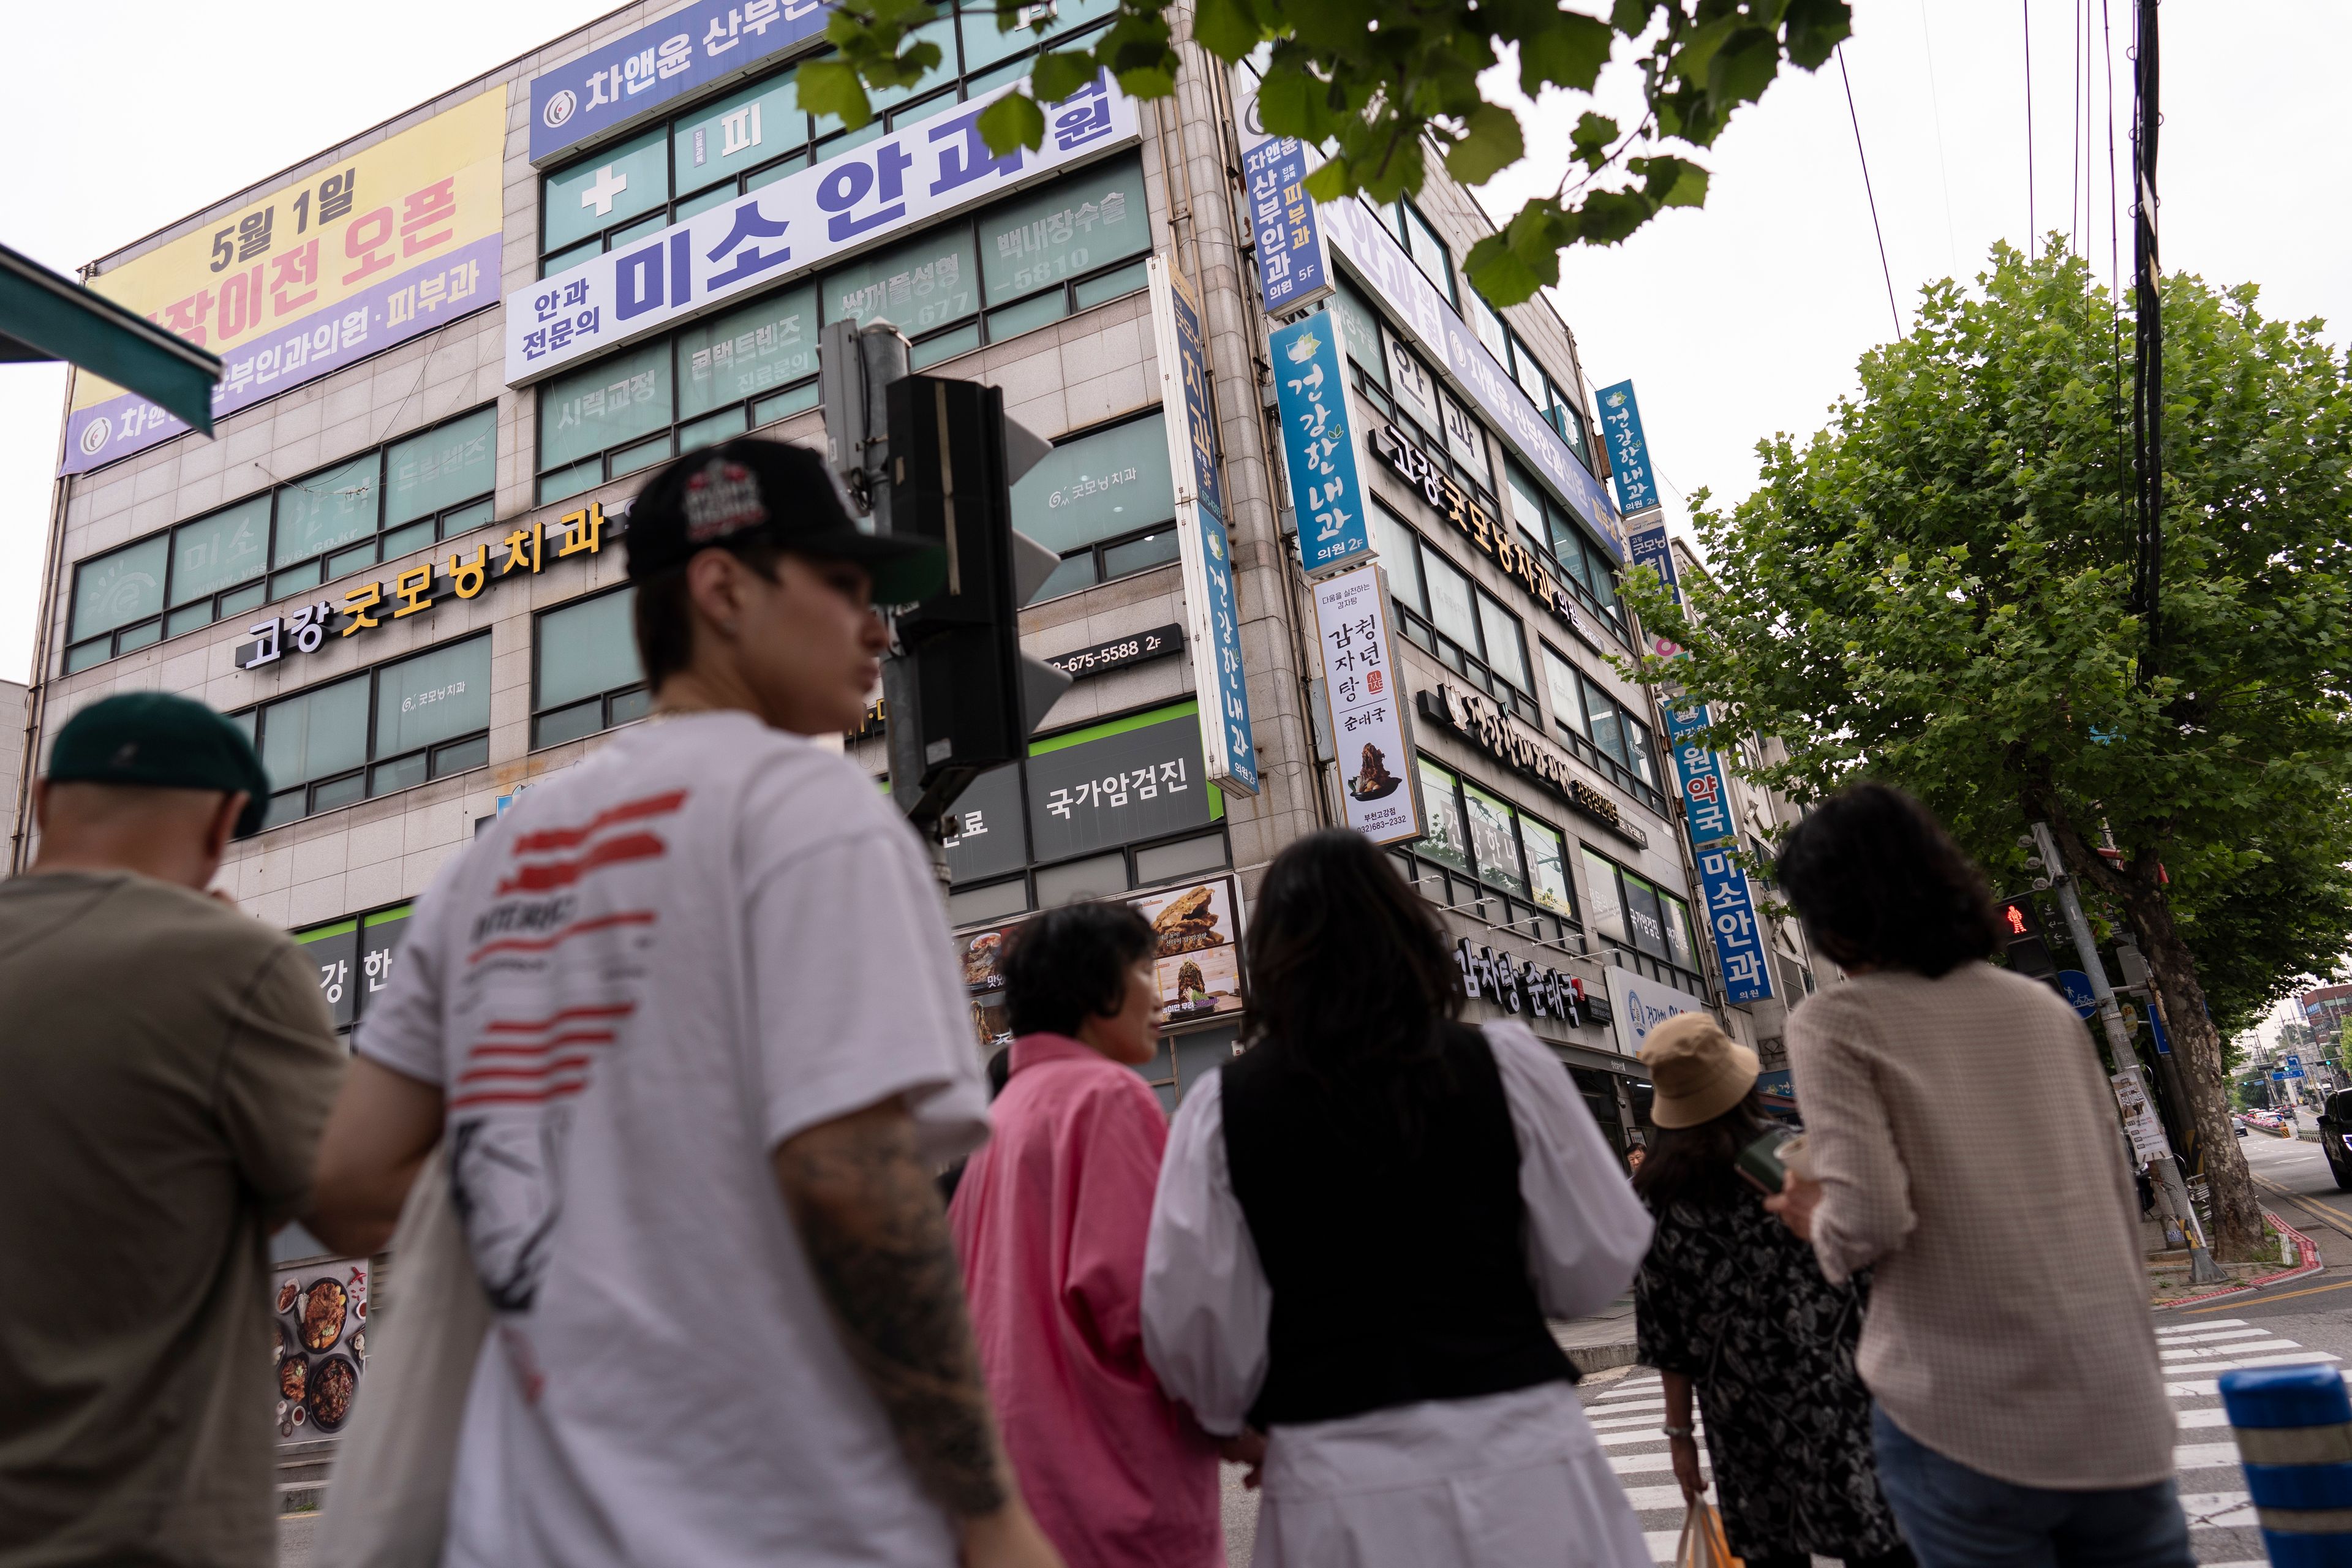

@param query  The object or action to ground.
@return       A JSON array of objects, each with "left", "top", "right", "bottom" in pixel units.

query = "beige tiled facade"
[{"left": 14, "top": 1, "right": 1778, "bottom": 1145}]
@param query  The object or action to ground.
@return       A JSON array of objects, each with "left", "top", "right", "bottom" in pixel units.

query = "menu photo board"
[
  {"left": 271, "top": 1259, "right": 369, "bottom": 1446},
  {"left": 954, "top": 875, "right": 1248, "bottom": 1053}
]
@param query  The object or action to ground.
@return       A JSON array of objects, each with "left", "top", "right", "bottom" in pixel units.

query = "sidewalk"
[{"left": 1551, "top": 1292, "right": 1639, "bottom": 1376}]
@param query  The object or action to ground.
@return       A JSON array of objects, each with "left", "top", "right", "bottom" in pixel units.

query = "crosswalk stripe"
[
  {"left": 2157, "top": 1318, "right": 2249, "bottom": 1335},
  {"left": 2174, "top": 1441, "right": 2245, "bottom": 1470},
  {"left": 2177, "top": 1406, "right": 2232, "bottom": 1428},
  {"left": 1609, "top": 1450, "right": 1711, "bottom": 1476},
  {"left": 2157, "top": 1327, "right": 2274, "bottom": 1346},
  {"left": 2163, "top": 1351, "right": 2343, "bottom": 1376},
  {"left": 1590, "top": 1412, "right": 1675, "bottom": 1431},
  {"left": 1597, "top": 1425, "right": 1698, "bottom": 1447},
  {"left": 2180, "top": 1490, "right": 2255, "bottom": 1528},
  {"left": 2163, "top": 1339, "right": 2302, "bottom": 1360}
]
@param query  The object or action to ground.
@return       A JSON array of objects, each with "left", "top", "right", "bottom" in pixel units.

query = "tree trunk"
[{"left": 2063, "top": 823, "right": 2266, "bottom": 1259}]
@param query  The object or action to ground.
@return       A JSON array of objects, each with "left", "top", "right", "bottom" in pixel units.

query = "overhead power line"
[
  {"left": 1836, "top": 45, "right": 1903, "bottom": 341},
  {"left": 2023, "top": 0, "right": 2038, "bottom": 246}
]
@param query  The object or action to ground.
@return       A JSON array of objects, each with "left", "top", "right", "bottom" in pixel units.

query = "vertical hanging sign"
[
  {"left": 1240, "top": 135, "right": 1330, "bottom": 312},
  {"left": 1661, "top": 701, "right": 1774, "bottom": 1005},
  {"left": 1270, "top": 308, "right": 1371, "bottom": 576},
  {"left": 1312, "top": 563, "right": 1421, "bottom": 844},
  {"left": 1596, "top": 379, "right": 1661, "bottom": 521},
  {"left": 1150, "top": 254, "right": 1259, "bottom": 796}
]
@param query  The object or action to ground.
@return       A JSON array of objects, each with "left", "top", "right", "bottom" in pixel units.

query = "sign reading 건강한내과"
[
  {"left": 1594, "top": 379, "right": 1660, "bottom": 520},
  {"left": 507, "top": 74, "right": 1140, "bottom": 385},
  {"left": 1273, "top": 309, "right": 1372, "bottom": 575},
  {"left": 64, "top": 89, "right": 508, "bottom": 477},
  {"left": 1313, "top": 564, "right": 1420, "bottom": 845}
]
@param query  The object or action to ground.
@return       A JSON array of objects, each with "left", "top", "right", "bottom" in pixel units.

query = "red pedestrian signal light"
[{"left": 1995, "top": 895, "right": 2056, "bottom": 978}]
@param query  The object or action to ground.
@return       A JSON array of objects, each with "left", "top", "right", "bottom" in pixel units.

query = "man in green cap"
[{"left": 0, "top": 690, "right": 347, "bottom": 1567}]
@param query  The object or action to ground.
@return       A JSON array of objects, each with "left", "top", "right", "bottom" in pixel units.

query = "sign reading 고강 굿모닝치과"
[{"left": 63, "top": 89, "right": 507, "bottom": 476}]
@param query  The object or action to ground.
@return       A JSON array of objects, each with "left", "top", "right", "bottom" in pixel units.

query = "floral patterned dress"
[{"left": 1634, "top": 1193, "right": 1906, "bottom": 1561}]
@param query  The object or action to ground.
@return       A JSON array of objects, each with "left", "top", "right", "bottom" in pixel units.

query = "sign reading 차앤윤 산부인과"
[
  {"left": 507, "top": 74, "right": 1140, "bottom": 385},
  {"left": 62, "top": 89, "right": 508, "bottom": 477},
  {"left": 528, "top": 0, "right": 835, "bottom": 164}
]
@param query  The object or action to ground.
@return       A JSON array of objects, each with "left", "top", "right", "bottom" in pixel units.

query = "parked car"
[{"left": 2315, "top": 1093, "right": 2352, "bottom": 1191}]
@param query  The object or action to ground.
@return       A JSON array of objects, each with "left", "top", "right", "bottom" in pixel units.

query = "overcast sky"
[{"left": 1, "top": 1, "right": 2345, "bottom": 684}]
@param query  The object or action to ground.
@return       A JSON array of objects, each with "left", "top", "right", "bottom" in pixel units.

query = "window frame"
[
  {"left": 1397, "top": 755, "right": 1582, "bottom": 952},
  {"left": 292, "top": 900, "right": 415, "bottom": 1039},
  {"left": 1579, "top": 842, "right": 1705, "bottom": 995},
  {"left": 239, "top": 630, "right": 495, "bottom": 831},
  {"left": 63, "top": 404, "right": 497, "bottom": 674},
  {"left": 1537, "top": 641, "right": 1666, "bottom": 816},
  {"left": 1371, "top": 500, "right": 1540, "bottom": 725},
  {"left": 1011, "top": 405, "right": 1182, "bottom": 601},
  {"left": 1504, "top": 458, "right": 1624, "bottom": 638},
  {"left": 531, "top": 584, "right": 652, "bottom": 749},
  {"left": 1390, "top": 197, "right": 1458, "bottom": 307},
  {"left": 533, "top": 153, "right": 1154, "bottom": 508}
]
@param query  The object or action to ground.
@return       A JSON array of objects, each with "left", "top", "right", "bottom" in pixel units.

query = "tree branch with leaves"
[{"left": 804, "top": 0, "right": 1850, "bottom": 304}]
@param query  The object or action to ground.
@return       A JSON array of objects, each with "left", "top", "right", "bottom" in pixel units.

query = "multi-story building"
[
  {"left": 13, "top": 0, "right": 1727, "bottom": 1167},
  {"left": 0, "top": 679, "right": 24, "bottom": 850},
  {"left": 2301, "top": 982, "right": 2352, "bottom": 1058}
]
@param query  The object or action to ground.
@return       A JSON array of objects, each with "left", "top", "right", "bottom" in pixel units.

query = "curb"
[
  {"left": 1566, "top": 1341, "right": 1638, "bottom": 1377},
  {"left": 2153, "top": 1210, "right": 2324, "bottom": 1310}
]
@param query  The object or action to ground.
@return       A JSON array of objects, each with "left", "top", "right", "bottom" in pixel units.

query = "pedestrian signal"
[{"left": 1994, "top": 894, "right": 2057, "bottom": 979}]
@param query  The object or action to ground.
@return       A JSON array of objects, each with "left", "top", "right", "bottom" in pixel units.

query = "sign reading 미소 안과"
[
  {"left": 64, "top": 90, "right": 507, "bottom": 477},
  {"left": 1661, "top": 701, "right": 1773, "bottom": 1005},
  {"left": 508, "top": 73, "right": 1140, "bottom": 385},
  {"left": 1272, "top": 309, "right": 1371, "bottom": 575},
  {"left": 1595, "top": 379, "right": 1659, "bottom": 520},
  {"left": 529, "top": 0, "right": 834, "bottom": 163},
  {"left": 1149, "top": 254, "right": 1258, "bottom": 796},
  {"left": 1313, "top": 564, "right": 1420, "bottom": 845},
  {"left": 1240, "top": 135, "right": 1329, "bottom": 312}
]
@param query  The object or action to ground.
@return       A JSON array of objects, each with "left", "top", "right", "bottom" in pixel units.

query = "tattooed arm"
[{"left": 774, "top": 1097, "right": 1063, "bottom": 1568}]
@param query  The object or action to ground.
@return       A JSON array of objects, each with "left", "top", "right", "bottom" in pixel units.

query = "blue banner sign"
[
  {"left": 1664, "top": 699, "right": 1773, "bottom": 1006},
  {"left": 1270, "top": 309, "right": 1370, "bottom": 575},
  {"left": 1241, "top": 135, "right": 1329, "bottom": 312},
  {"left": 1596, "top": 378, "right": 1660, "bottom": 518},
  {"left": 1625, "top": 515, "right": 1678, "bottom": 595},
  {"left": 507, "top": 74, "right": 1140, "bottom": 382},
  {"left": 2059, "top": 970, "right": 2098, "bottom": 1018},
  {"left": 531, "top": 0, "right": 834, "bottom": 163},
  {"left": 1151, "top": 255, "right": 1258, "bottom": 796}
]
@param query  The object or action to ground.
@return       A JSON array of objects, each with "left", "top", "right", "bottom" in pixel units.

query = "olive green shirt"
[{"left": 0, "top": 871, "right": 345, "bottom": 1567}]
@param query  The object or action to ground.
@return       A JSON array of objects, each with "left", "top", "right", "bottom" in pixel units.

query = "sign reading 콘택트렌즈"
[
  {"left": 508, "top": 74, "right": 1141, "bottom": 385},
  {"left": 1312, "top": 564, "right": 1420, "bottom": 845},
  {"left": 1272, "top": 309, "right": 1370, "bottom": 575},
  {"left": 64, "top": 89, "right": 508, "bottom": 476},
  {"left": 529, "top": 0, "right": 835, "bottom": 164},
  {"left": 1148, "top": 254, "right": 1259, "bottom": 796}
]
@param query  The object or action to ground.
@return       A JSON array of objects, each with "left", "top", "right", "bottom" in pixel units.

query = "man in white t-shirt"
[{"left": 309, "top": 439, "right": 1062, "bottom": 1568}]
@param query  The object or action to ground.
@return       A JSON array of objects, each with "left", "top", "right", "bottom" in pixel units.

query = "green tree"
[
  {"left": 803, "top": 0, "right": 1849, "bottom": 304},
  {"left": 1621, "top": 243, "right": 2352, "bottom": 1258}
]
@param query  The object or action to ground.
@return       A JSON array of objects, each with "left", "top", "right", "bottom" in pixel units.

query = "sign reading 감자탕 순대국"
[
  {"left": 66, "top": 89, "right": 508, "bottom": 476},
  {"left": 234, "top": 503, "right": 614, "bottom": 671}
]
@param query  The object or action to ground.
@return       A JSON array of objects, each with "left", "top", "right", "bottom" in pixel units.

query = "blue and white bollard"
[{"left": 2220, "top": 1363, "right": 2352, "bottom": 1565}]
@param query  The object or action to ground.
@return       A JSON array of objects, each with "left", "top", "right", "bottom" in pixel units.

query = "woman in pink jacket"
[{"left": 949, "top": 903, "right": 1227, "bottom": 1568}]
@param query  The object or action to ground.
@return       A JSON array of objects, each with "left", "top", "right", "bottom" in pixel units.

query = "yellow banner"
[{"left": 74, "top": 88, "right": 507, "bottom": 413}]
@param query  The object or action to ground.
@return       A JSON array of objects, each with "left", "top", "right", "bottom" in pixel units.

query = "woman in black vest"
[{"left": 1141, "top": 830, "right": 1656, "bottom": 1567}]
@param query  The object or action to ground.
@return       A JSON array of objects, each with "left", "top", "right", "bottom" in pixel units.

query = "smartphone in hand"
[{"left": 1736, "top": 1127, "right": 1797, "bottom": 1194}]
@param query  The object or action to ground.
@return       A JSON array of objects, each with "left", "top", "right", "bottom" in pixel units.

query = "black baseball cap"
[
  {"left": 48, "top": 692, "right": 273, "bottom": 838},
  {"left": 624, "top": 438, "right": 946, "bottom": 605}
]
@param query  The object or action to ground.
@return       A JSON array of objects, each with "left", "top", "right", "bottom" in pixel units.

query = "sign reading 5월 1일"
[
  {"left": 63, "top": 89, "right": 507, "bottom": 476},
  {"left": 507, "top": 74, "right": 1139, "bottom": 384}
]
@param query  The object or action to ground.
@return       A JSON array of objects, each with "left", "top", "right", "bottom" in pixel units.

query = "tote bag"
[
  {"left": 314, "top": 1145, "right": 490, "bottom": 1568},
  {"left": 1673, "top": 1498, "right": 1743, "bottom": 1568}
]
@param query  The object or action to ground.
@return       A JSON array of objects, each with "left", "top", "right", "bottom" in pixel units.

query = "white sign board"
[
  {"left": 507, "top": 74, "right": 1140, "bottom": 383},
  {"left": 2112, "top": 1069, "right": 2174, "bottom": 1164},
  {"left": 1604, "top": 965, "right": 1711, "bottom": 1059},
  {"left": 1311, "top": 563, "right": 1420, "bottom": 844}
]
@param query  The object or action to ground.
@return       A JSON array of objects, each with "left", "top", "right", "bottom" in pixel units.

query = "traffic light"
[
  {"left": 1994, "top": 893, "right": 2057, "bottom": 979},
  {"left": 881, "top": 373, "right": 1071, "bottom": 825}
]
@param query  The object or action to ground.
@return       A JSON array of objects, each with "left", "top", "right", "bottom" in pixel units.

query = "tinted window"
[
  {"left": 170, "top": 494, "right": 269, "bottom": 606},
  {"left": 979, "top": 158, "right": 1147, "bottom": 307},
  {"left": 274, "top": 454, "right": 379, "bottom": 568},
  {"left": 375, "top": 639, "right": 493, "bottom": 758},
  {"left": 70, "top": 535, "right": 168, "bottom": 643},
  {"left": 540, "top": 339, "right": 674, "bottom": 472},
  {"left": 1012, "top": 413, "right": 1174, "bottom": 556},
  {"left": 538, "top": 590, "right": 646, "bottom": 712},
  {"left": 385, "top": 407, "right": 496, "bottom": 527},
  {"left": 676, "top": 285, "right": 819, "bottom": 421}
]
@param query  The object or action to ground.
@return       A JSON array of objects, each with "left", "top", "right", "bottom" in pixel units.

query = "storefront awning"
[{"left": 0, "top": 241, "right": 220, "bottom": 434}]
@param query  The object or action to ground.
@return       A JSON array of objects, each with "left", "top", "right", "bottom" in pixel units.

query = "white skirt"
[{"left": 1251, "top": 1382, "right": 1650, "bottom": 1568}]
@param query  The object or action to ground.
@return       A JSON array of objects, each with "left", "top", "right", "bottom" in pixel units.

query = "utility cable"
[
  {"left": 1836, "top": 45, "right": 1903, "bottom": 341},
  {"left": 2024, "top": 0, "right": 2038, "bottom": 248},
  {"left": 1915, "top": 0, "right": 1961, "bottom": 274}
]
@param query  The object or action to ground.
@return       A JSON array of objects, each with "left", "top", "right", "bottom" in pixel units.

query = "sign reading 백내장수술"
[
  {"left": 1149, "top": 254, "right": 1259, "bottom": 797},
  {"left": 1313, "top": 564, "right": 1420, "bottom": 845},
  {"left": 529, "top": 0, "right": 834, "bottom": 163},
  {"left": 63, "top": 89, "right": 508, "bottom": 477},
  {"left": 508, "top": 74, "right": 1139, "bottom": 385},
  {"left": 1272, "top": 309, "right": 1372, "bottom": 575}
]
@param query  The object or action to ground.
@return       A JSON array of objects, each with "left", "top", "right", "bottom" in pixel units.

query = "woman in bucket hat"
[{"left": 1633, "top": 1012, "right": 1914, "bottom": 1568}]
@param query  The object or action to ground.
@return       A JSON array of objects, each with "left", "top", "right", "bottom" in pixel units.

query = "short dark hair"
[
  {"left": 1774, "top": 782, "right": 2004, "bottom": 978},
  {"left": 630, "top": 538, "right": 788, "bottom": 690},
  {"left": 1001, "top": 902, "right": 1157, "bottom": 1039}
]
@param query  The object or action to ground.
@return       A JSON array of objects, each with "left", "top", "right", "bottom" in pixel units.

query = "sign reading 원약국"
[
  {"left": 64, "top": 89, "right": 508, "bottom": 476},
  {"left": 529, "top": 0, "right": 834, "bottom": 163},
  {"left": 1241, "top": 135, "right": 1329, "bottom": 312},
  {"left": 1594, "top": 379, "right": 1659, "bottom": 519},
  {"left": 1150, "top": 254, "right": 1259, "bottom": 796},
  {"left": 1660, "top": 700, "right": 1774, "bottom": 1005},
  {"left": 1313, "top": 564, "right": 1420, "bottom": 845},
  {"left": 1272, "top": 309, "right": 1370, "bottom": 575},
  {"left": 510, "top": 74, "right": 1140, "bottom": 383}
]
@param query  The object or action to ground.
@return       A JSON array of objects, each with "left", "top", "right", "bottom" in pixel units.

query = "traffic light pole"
[{"left": 2032, "top": 822, "right": 2227, "bottom": 1283}]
